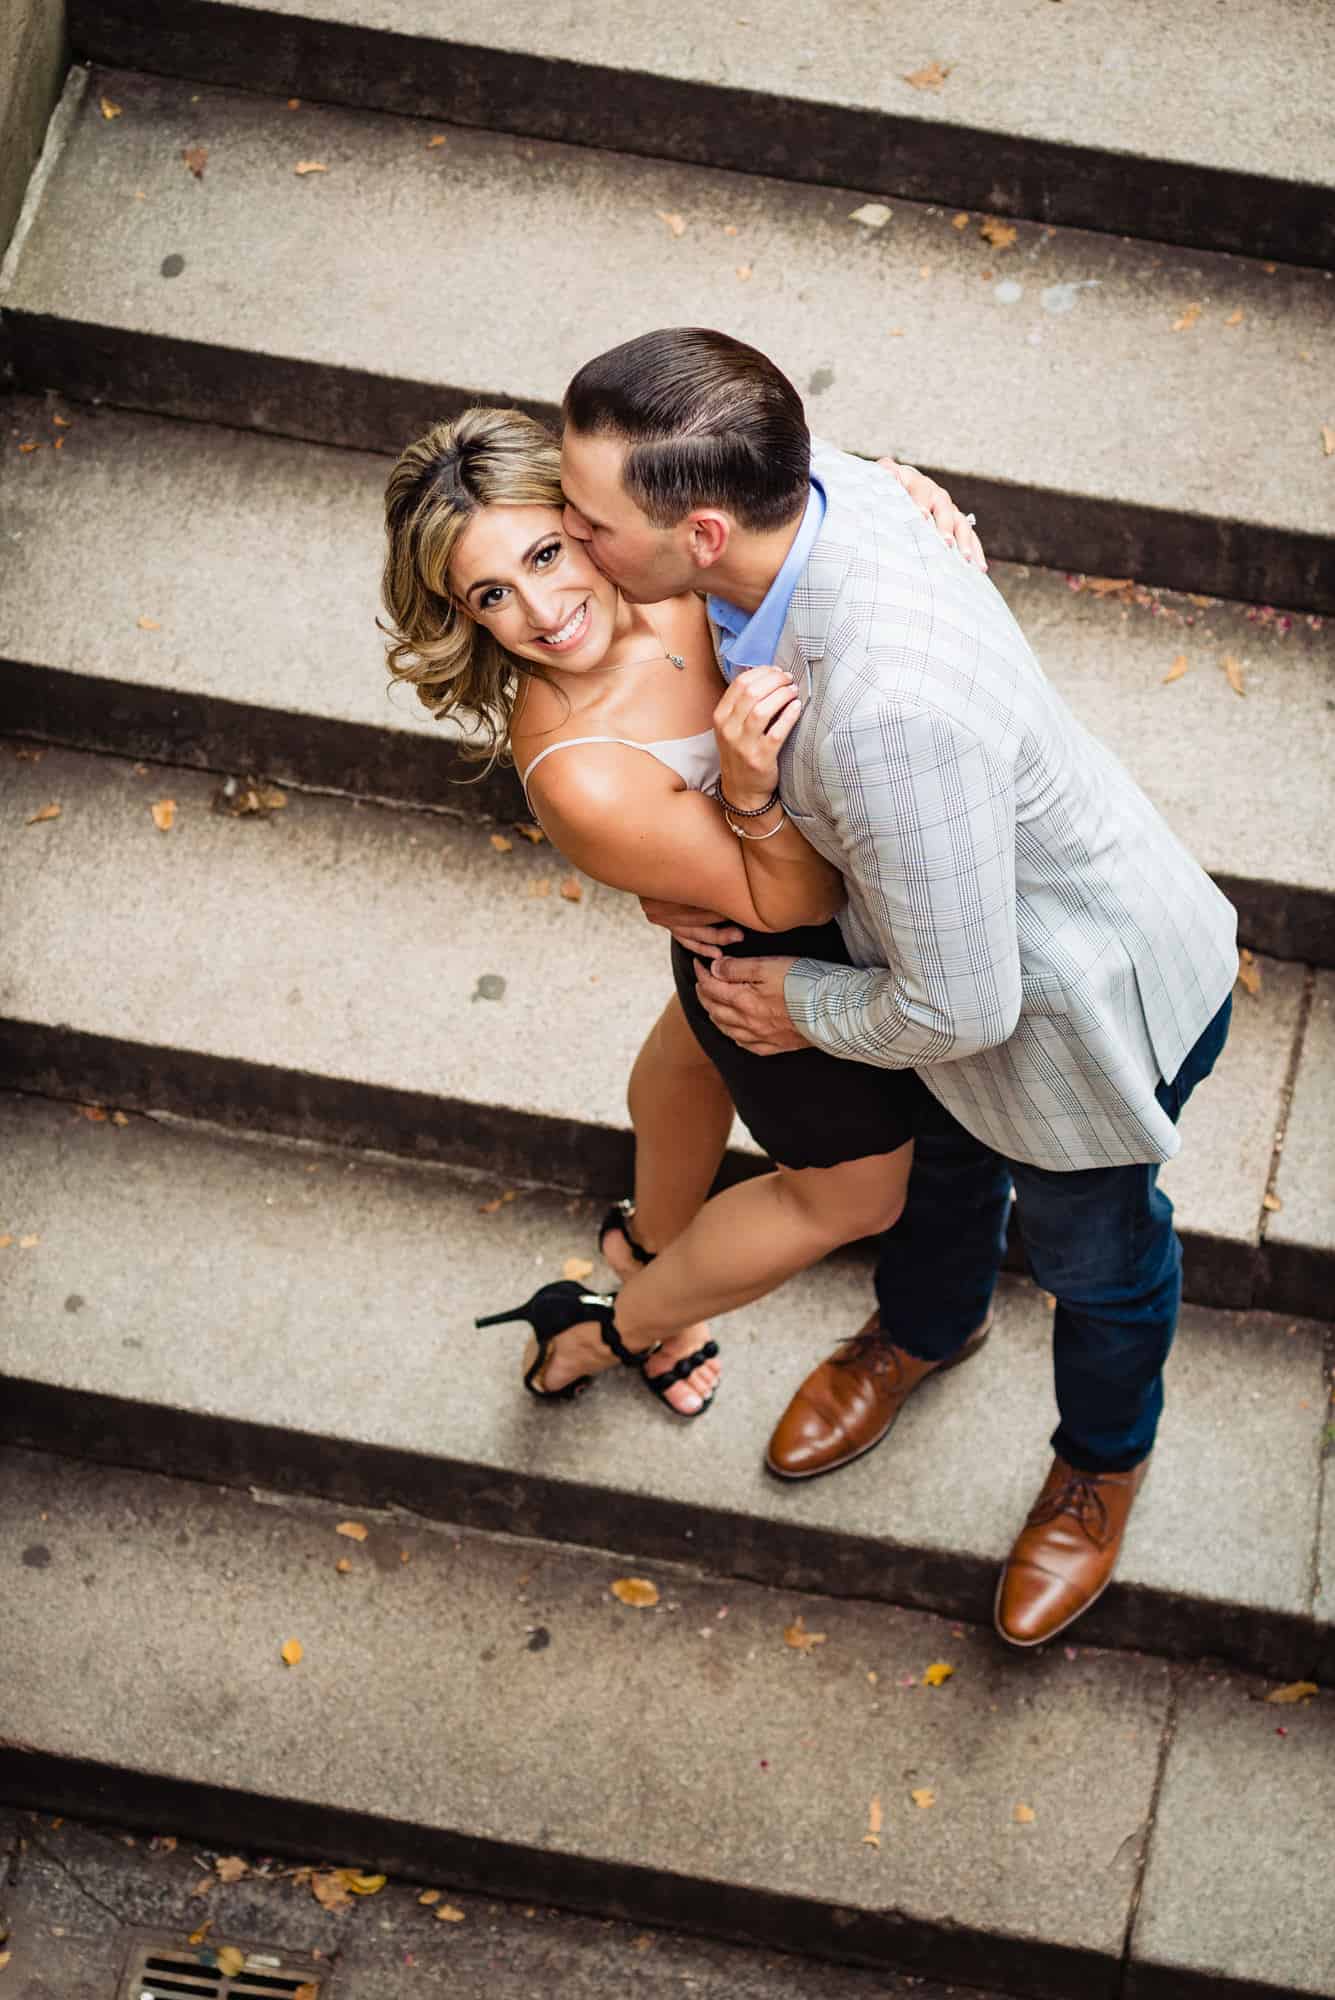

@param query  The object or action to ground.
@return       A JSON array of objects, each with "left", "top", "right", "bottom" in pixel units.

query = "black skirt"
[{"left": 671, "top": 920, "right": 940, "bottom": 1170}]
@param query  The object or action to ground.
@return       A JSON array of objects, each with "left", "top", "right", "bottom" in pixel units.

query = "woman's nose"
[{"left": 519, "top": 581, "right": 564, "bottom": 630}]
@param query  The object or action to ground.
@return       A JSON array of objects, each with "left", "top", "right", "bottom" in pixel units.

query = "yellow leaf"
[
  {"left": 19, "top": 1234, "right": 40, "bottom": 1249},
  {"left": 336, "top": 1521, "right": 369, "bottom": 1541},
  {"left": 783, "top": 1615, "right": 827, "bottom": 1652},
  {"left": 436, "top": 1904, "right": 467, "bottom": 1922},
  {"left": 923, "top": 1661, "right": 954, "bottom": 1687},
  {"left": 489, "top": 833, "right": 513, "bottom": 853},
  {"left": 295, "top": 160, "right": 329, "bottom": 175},
  {"left": 1187, "top": 594, "right": 1214, "bottom": 607},
  {"left": 559, "top": 875, "right": 583, "bottom": 902},
  {"left": 112, "top": 1110, "right": 129, "bottom": 1126},
  {"left": 479, "top": 1188, "right": 518, "bottom": 1213},
  {"left": 335, "top": 1557, "right": 352, "bottom": 1574},
  {"left": 562, "top": 1256, "right": 594, "bottom": 1280},
  {"left": 1262, "top": 1192, "right": 1283, "bottom": 1212},
  {"left": 527, "top": 879, "right": 551, "bottom": 898},
  {"left": 26, "top": 802, "right": 61, "bottom": 824},
  {"left": 1172, "top": 302, "right": 1203, "bottom": 332},
  {"left": 611, "top": 1577, "right": 660, "bottom": 1608},
  {"left": 151, "top": 798, "right": 177, "bottom": 832},
  {"left": 214, "top": 1856, "right": 248, "bottom": 1882},
  {"left": 1322, "top": 424, "right": 1335, "bottom": 457},
  {"left": 1264, "top": 1681, "right": 1317, "bottom": 1704},
  {"left": 1014, "top": 1802, "right": 1036, "bottom": 1823},
  {"left": 182, "top": 145, "right": 208, "bottom": 179},
  {"left": 1084, "top": 576, "right": 1134, "bottom": 597},
  {"left": 427, "top": 134, "right": 448, "bottom": 147},
  {"left": 345, "top": 1872, "right": 387, "bottom": 1895},
  {"left": 79, "top": 1104, "right": 108, "bottom": 1122},
  {"left": 849, "top": 203, "right": 892, "bottom": 229},
  {"left": 281, "top": 1638, "right": 303, "bottom": 1666},
  {"left": 1222, "top": 653, "right": 1246, "bottom": 697},
  {"left": 1162, "top": 654, "right": 1190, "bottom": 684},
  {"left": 0, "top": 1236, "right": 12, "bottom": 1250},
  {"left": 979, "top": 218, "right": 1017, "bottom": 251},
  {"left": 1225, "top": 308, "right": 1244, "bottom": 327},
  {"left": 217, "top": 1947, "right": 245, "bottom": 1977},
  {"left": 294, "top": 1987, "right": 319, "bottom": 2000},
  {"left": 419, "top": 1888, "right": 442, "bottom": 1905},
  {"left": 310, "top": 1870, "right": 352, "bottom": 1911},
  {"left": 736, "top": 264, "right": 753, "bottom": 281},
  {"left": 862, "top": 1795, "right": 883, "bottom": 1847},
  {"left": 910, "top": 1787, "right": 936, "bottom": 1808},
  {"left": 136, "top": 614, "right": 162, "bottom": 630},
  {"left": 287, "top": 97, "right": 301, "bottom": 108},
  {"left": 951, "top": 212, "right": 970, "bottom": 229},
  {"left": 188, "top": 1919, "right": 212, "bottom": 1946},
  {"left": 100, "top": 97, "right": 123, "bottom": 119},
  {"left": 655, "top": 210, "right": 687, "bottom": 237},
  {"left": 1235, "top": 949, "right": 1262, "bottom": 998},
  {"left": 514, "top": 823, "right": 544, "bottom": 843},
  {"left": 18, "top": 440, "right": 43, "bottom": 453},
  {"left": 903, "top": 61, "right": 951, "bottom": 90}
]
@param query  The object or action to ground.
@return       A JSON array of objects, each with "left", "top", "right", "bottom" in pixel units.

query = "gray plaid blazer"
[{"left": 757, "top": 443, "right": 1239, "bottom": 1171}]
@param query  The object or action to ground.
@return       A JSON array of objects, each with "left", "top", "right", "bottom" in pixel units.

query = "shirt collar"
[{"left": 706, "top": 477, "right": 826, "bottom": 673}]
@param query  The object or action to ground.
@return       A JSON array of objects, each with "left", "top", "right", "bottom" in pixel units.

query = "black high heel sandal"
[
  {"left": 596, "top": 1198, "right": 720, "bottom": 1421},
  {"left": 475, "top": 1280, "right": 653, "bottom": 1401}
]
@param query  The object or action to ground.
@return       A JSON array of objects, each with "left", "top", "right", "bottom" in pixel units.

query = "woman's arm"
[{"left": 528, "top": 727, "right": 844, "bottom": 935}]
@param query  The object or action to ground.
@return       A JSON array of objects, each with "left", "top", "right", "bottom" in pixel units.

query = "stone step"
[
  {"left": 1, "top": 1090, "right": 1330, "bottom": 1685},
  {"left": 4, "top": 68, "right": 1332, "bottom": 610},
  {"left": 4, "top": 398, "right": 1333, "bottom": 967},
  {"left": 1, "top": 1446, "right": 1331, "bottom": 2000},
  {"left": 64, "top": 0, "right": 1335, "bottom": 268},
  {"left": 2, "top": 742, "right": 1324, "bottom": 1316},
  {"left": 0, "top": 1806, "right": 1017, "bottom": 2000}
]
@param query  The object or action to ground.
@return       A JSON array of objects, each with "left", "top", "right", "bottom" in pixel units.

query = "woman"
[{"left": 381, "top": 408, "right": 982, "bottom": 1418}]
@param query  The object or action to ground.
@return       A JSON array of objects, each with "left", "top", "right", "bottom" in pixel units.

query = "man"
[{"left": 559, "top": 328, "right": 1237, "bottom": 1647}]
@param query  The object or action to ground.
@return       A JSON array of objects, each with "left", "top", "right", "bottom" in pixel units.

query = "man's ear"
[{"left": 686, "top": 511, "right": 731, "bottom": 570}]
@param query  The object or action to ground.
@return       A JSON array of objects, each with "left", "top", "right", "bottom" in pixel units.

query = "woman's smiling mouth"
[{"left": 535, "top": 599, "right": 591, "bottom": 652}]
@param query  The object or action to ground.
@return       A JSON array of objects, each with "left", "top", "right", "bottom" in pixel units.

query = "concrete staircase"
[{"left": 2, "top": 7, "right": 1333, "bottom": 1998}]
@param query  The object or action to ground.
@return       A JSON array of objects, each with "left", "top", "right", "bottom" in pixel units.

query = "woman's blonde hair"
[{"left": 381, "top": 406, "right": 566, "bottom": 769}]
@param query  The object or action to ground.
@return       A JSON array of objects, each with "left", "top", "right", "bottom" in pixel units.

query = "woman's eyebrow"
[{"left": 464, "top": 532, "right": 556, "bottom": 604}]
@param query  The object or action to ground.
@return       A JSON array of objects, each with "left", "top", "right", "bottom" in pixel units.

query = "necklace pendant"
[{"left": 667, "top": 651, "right": 686, "bottom": 671}]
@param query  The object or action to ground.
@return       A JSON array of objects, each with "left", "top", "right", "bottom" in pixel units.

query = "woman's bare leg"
[
  {"left": 542, "top": 1142, "right": 913, "bottom": 1394},
  {"left": 603, "top": 994, "right": 733, "bottom": 1412}
]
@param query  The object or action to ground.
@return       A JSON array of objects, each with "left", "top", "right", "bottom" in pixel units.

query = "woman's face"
[{"left": 449, "top": 502, "right": 621, "bottom": 671}]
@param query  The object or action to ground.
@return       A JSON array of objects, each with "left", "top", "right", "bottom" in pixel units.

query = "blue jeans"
[{"left": 873, "top": 997, "right": 1233, "bottom": 1475}]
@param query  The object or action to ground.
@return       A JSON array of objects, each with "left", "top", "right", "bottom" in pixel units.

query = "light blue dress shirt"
[{"left": 706, "top": 479, "right": 826, "bottom": 679}]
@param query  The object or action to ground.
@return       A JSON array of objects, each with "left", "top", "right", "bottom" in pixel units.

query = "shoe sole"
[{"left": 764, "top": 1319, "right": 992, "bottom": 1482}]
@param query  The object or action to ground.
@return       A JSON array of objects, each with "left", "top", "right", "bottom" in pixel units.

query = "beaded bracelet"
[
  {"left": 726, "top": 810, "right": 788, "bottom": 841},
  {"left": 716, "top": 783, "right": 780, "bottom": 818}
]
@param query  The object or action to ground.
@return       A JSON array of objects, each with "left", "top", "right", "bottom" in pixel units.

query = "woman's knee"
[{"left": 777, "top": 1147, "right": 911, "bottom": 1246}]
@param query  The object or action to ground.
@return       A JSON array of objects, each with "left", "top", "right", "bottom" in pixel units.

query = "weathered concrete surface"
[
  {"left": 1267, "top": 972, "right": 1335, "bottom": 1324},
  {"left": 0, "top": 742, "right": 1315, "bottom": 1309},
  {"left": 4, "top": 70, "right": 1332, "bottom": 607},
  {"left": 66, "top": 0, "right": 1335, "bottom": 263},
  {"left": 0, "top": 0, "right": 66, "bottom": 264},
  {"left": 4, "top": 397, "right": 1334, "bottom": 960},
  {"left": 1, "top": 1092, "right": 1328, "bottom": 1676},
  {"left": 1127, "top": 1674, "right": 1335, "bottom": 2000},
  {"left": 0, "top": 1806, "right": 1013, "bottom": 2000},
  {"left": 0, "top": 1445, "right": 1174, "bottom": 1998}
]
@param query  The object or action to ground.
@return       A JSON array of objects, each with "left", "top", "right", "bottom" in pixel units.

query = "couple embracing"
[{"left": 381, "top": 327, "right": 1237, "bottom": 1649}]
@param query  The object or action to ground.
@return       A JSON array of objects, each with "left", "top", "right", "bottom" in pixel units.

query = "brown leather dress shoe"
[
  {"left": 765, "top": 1311, "right": 991, "bottom": 1480},
  {"left": 995, "top": 1455, "right": 1150, "bottom": 1647}
]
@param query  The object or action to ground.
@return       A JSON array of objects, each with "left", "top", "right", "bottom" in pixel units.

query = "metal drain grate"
[{"left": 118, "top": 1935, "right": 326, "bottom": 2000}]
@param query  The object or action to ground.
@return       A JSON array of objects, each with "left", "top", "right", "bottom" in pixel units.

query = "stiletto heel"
[{"left": 474, "top": 1279, "right": 652, "bottom": 1402}]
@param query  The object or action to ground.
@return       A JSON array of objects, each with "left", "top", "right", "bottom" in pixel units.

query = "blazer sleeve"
[{"left": 783, "top": 702, "right": 1022, "bottom": 1068}]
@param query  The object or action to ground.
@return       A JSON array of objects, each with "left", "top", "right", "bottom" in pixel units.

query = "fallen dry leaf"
[
  {"left": 335, "top": 1557, "right": 352, "bottom": 1574},
  {"left": 281, "top": 1638, "right": 304, "bottom": 1667},
  {"left": 849, "top": 203, "right": 892, "bottom": 229},
  {"left": 951, "top": 211, "right": 970, "bottom": 229},
  {"left": 478, "top": 1189, "right": 517, "bottom": 1214},
  {"left": 137, "top": 615, "right": 162, "bottom": 630},
  {"left": 1262, "top": 1192, "right": 1283, "bottom": 1213},
  {"left": 1264, "top": 1681, "right": 1317, "bottom": 1704},
  {"left": 0, "top": 1237, "right": 12, "bottom": 1250},
  {"left": 1084, "top": 576, "right": 1134, "bottom": 597},
  {"left": 310, "top": 1871, "right": 352, "bottom": 1912},
  {"left": 294, "top": 1987, "right": 319, "bottom": 2000},
  {"left": 559, "top": 875, "right": 583, "bottom": 902},
  {"left": 1222, "top": 653, "right": 1246, "bottom": 697},
  {"left": 190, "top": 1878, "right": 214, "bottom": 1901},
  {"left": 151, "top": 798, "right": 177, "bottom": 832},
  {"left": 18, "top": 1234, "right": 40, "bottom": 1249},
  {"left": 1187, "top": 594, "right": 1215, "bottom": 608},
  {"left": 427, "top": 134, "right": 447, "bottom": 148},
  {"left": 979, "top": 218, "right": 1017, "bottom": 251},
  {"left": 862, "top": 1795, "right": 883, "bottom": 1847},
  {"left": 655, "top": 210, "right": 687, "bottom": 237},
  {"left": 514, "top": 823, "right": 544, "bottom": 843},
  {"left": 562, "top": 1256, "right": 594, "bottom": 1280},
  {"left": 18, "top": 441, "right": 43, "bottom": 453},
  {"left": 489, "top": 832, "right": 513, "bottom": 853},
  {"left": 910, "top": 1787, "right": 936, "bottom": 1809},
  {"left": 923, "top": 1661, "right": 954, "bottom": 1687},
  {"left": 79, "top": 1105, "right": 108, "bottom": 1123},
  {"left": 1235, "top": 949, "right": 1262, "bottom": 997},
  {"left": 216, "top": 1947, "right": 245, "bottom": 1977},
  {"left": 1171, "top": 302, "right": 1203, "bottom": 332},
  {"left": 736, "top": 264, "right": 753, "bottom": 281},
  {"left": 212, "top": 777, "right": 287, "bottom": 817},
  {"left": 53, "top": 435, "right": 65, "bottom": 450},
  {"left": 419, "top": 1889, "right": 442, "bottom": 1905},
  {"left": 26, "top": 802, "right": 61, "bottom": 825},
  {"left": 346, "top": 1873, "right": 387, "bottom": 1895},
  {"left": 182, "top": 146, "right": 208, "bottom": 179},
  {"left": 188, "top": 1919, "right": 212, "bottom": 1946},
  {"left": 528, "top": 878, "right": 551, "bottom": 898},
  {"left": 287, "top": 97, "right": 301, "bottom": 108},
  {"left": 1322, "top": 424, "right": 1335, "bottom": 457},
  {"left": 1163, "top": 654, "right": 1190, "bottom": 684},
  {"left": 611, "top": 1577, "right": 660, "bottom": 1608},
  {"left": 784, "top": 1615, "right": 827, "bottom": 1653},
  {"left": 294, "top": 160, "right": 329, "bottom": 175},
  {"left": 904, "top": 60, "right": 951, "bottom": 90},
  {"left": 1014, "top": 1802, "right": 1036, "bottom": 1824},
  {"left": 112, "top": 1110, "right": 129, "bottom": 1126},
  {"left": 436, "top": 1904, "right": 466, "bottom": 1923},
  {"left": 1224, "top": 308, "right": 1245, "bottom": 327},
  {"left": 100, "top": 96, "right": 123, "bottom": 119},
  {"left": 0, "top": 1951, "right": 11, "bottom": 1970},
  {"left": 336, "top": 1521, "right": 369, "bottom": 1541}
]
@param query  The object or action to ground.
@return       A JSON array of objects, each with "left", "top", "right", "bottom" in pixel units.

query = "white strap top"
[{"left": 521, "top": 728, "right": 721, "bottom": 803}]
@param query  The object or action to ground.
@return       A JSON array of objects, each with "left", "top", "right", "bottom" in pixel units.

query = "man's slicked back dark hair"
[{"left": 563, "top": 328, "right": 810, "bottom": 533}]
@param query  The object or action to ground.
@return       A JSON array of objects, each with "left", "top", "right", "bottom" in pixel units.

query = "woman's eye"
[
  {"left": 479, "top": 586, "right": 505, "bottom": 610},
  {"left": 533, "top": 541, "right": 562, "bottom": 569}
]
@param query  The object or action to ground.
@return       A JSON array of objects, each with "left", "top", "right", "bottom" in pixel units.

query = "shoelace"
[
  {"left": 833, "top": 1332, "right": 904, "bottom": 1381},
  {"left": 1027, "top": 1473, "right": 1114, "bottom": 1547}
]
